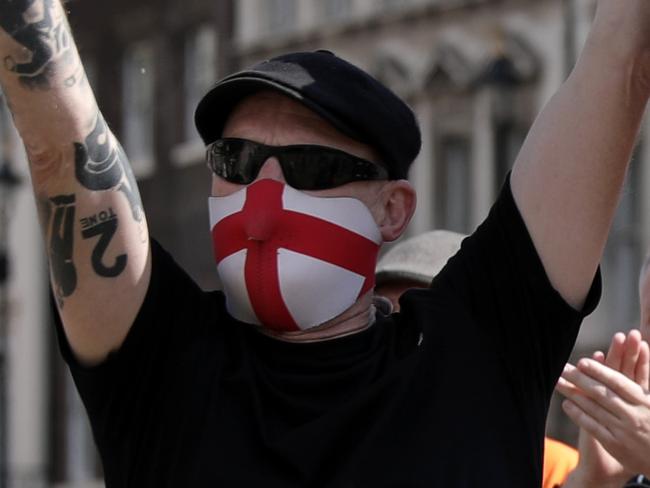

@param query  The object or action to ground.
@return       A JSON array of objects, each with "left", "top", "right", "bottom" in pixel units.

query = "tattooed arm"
[{"left": 0, "top": 0, "right": 151, "bottom": 364}]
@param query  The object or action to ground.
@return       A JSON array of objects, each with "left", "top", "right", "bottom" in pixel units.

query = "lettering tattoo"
[
  {"left": 80, "top": 208, "right": 127, "bottom": 277},
  {"left": 74, "top": 113, "right": 144, "bottom": 223},
  {"left": 0, "top": 0, "right": 81, "bottom": 89},
  {"left": 48, "top": 194, "right": 77, "bottom": 306}
]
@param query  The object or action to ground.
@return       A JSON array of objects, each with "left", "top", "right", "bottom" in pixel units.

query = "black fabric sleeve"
[
  {"left": 52, "top": 239, "right": 220, "bottom": 447},
  {"left": 415, "top": 173, "right": 601, "bottom": 403}
]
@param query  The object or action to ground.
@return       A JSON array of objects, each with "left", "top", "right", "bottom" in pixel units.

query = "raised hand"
[{"left": 0, "top": 0, "right": 79, "bottom": 90}]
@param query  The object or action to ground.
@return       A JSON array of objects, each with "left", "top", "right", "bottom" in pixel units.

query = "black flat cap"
[{"left": 194, "top": 50, "right": 421, "bottom": 180}]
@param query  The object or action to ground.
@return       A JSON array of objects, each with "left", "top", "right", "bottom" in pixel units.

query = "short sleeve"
[
  {"left": 52, "top": 239, "right": 223, "bottom": 444},
  {"left": 403, "top": 173, "right": 601, "bottom": 402}
]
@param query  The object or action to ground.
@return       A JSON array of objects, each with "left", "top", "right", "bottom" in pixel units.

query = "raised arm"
[
  {"left": 511, "top": 1, "right": 650, "bottom": 309},
  {"left": 0, "top": 0, "right": 151, "bottom": 364}
]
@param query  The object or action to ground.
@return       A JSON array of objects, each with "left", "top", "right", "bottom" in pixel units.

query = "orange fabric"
[{"left": 543, "top": 437, "right": 579, "bottom": 488}]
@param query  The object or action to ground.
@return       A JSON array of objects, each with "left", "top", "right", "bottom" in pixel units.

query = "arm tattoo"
[
  {"left": 74, "top": 113, "right": 144, "bottom": 223},
  {"left": 80, "top": 208, "right": 127, "bottom": 277},
  {"left": 48, "top": 194, "right": 77, "bottom": 306},
  {"left": 0, "top": 0, "right": 81, "bottom": 90}
]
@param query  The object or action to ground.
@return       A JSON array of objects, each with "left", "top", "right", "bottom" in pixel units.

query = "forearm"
[
  {"left": 511, "top": 7, "right": 650, "bottom": 309},
  {"left": 0, "top": 0, "right": 150, "bottom": 363}
]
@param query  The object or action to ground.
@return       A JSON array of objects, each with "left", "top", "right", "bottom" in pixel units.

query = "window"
[
  {"left": 184, "top": 25, "right": 217, "bottom": 142},
  {"left": 323, "top": 0, "right": 352, "bottom": 20},
  {"left": 493, "top": 120, "right": 526, "bottom": 192},
  {"left": 436, "top": 135, "right": 471, "bottom": 233},
  {"left": 122, "top": 40, "right": 155, "bottom": 178},
  {"left": 382, "top": 0, "right": 410, "bottom": 10},
  {"left": 266, "top": 0, "right": 297, "bottom": 34}
]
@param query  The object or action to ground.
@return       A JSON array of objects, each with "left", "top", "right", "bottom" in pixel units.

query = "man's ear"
[{"left": 378, "top": 180, "right": 416, "bottom": 242}]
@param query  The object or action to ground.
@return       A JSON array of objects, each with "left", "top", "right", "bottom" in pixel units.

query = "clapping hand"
[{"left": 557, "top": 330, "right": 650, "bottom": 486}]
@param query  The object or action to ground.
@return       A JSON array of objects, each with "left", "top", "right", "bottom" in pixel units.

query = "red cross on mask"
[{"left": 209, "top": 179, "right": 382, "bottom": 331}]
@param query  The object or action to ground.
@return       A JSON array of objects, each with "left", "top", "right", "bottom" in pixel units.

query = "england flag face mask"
[{"left": 208, "top": 179, "right": 382, "bottom": 332}]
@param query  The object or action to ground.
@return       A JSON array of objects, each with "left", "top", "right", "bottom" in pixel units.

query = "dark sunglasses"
[{"left": 206, "top": 138, "right": 389, "bottom": 190}]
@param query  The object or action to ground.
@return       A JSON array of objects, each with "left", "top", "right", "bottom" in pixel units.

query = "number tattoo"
[{"left": 80, "top": 208, "right": 127, "bottom": 277}]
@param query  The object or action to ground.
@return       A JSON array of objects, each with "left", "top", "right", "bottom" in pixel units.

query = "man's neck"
[{"left": 259, "top": 291, "right": 375, "bottom": 343}]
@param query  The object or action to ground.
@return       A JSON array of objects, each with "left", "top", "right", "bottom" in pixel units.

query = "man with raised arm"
[{"left": 0, "top": 0, "right": 649, "bottom": 486}]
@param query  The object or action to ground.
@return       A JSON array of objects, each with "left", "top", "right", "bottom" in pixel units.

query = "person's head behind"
[{"left": 375, "top": 230, "right": 466, "bottom": 312}]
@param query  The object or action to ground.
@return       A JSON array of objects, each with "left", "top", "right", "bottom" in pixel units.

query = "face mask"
[{"left": 209, "top": 179, "right": 382, "bottom": 332}]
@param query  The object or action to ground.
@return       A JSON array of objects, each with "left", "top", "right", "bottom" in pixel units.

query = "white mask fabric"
[{"left": 208, "top": 179, "right": 382, "bottom": 331}]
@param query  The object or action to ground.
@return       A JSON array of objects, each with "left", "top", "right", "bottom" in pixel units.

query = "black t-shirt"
[{"left": 55, "top": 178, "right": 601, "bottom": 487}]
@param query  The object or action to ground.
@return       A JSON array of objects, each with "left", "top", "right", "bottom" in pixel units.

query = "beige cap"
[{"left": 375, "top": 230, "right": 466, "bottom": 286}]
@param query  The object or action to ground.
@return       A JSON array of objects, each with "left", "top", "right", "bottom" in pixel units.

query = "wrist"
[
  {"left": 572, "top": 32, "right": 650, "bottom": 106},
  {"left": 564, "top": 466, "right": 630, "bottom": 488},
  {"left": 583, "top": 8, "right": 650, "bottom": 99}
]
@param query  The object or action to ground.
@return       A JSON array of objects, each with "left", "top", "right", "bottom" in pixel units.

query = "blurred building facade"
[{"left": 3, "top": 0, "right": 649, "bottom": 486}]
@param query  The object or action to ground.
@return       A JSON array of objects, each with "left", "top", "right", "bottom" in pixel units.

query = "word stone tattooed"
[
  {"left": 48, "top": 194, "right": 77, "bottom": 306},
  {"left": 0, "top": 0, "right": 81, "bottom": 89},
  {"left": 74, "top": 113, "right": 144, "bottom": 223},
  {"left": 80, "top": 207, "right": 127, "bottom": 278}
]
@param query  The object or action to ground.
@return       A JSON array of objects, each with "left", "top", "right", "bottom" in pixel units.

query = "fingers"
[
  {"left": 635, "top": 340, "right": 650, "bottom": 391},
  {"left": 592, "top": 350, "right": 605, "bottom": 363},
  {"left": 605, "top": 332, "right": 626, "bottom": 372},
  {"left": 604, "top": 329, "right": 649, "bottom": 390},
  {"left": 621, "top": 329, "right": 642, "bottom": 380},
  {"left": 559, "top": 332, "right": 650, "bottom": 478},
  {"left": 572, "top": 359, "right": 646, "bottom": 405},
  {"left": 558, "top": 365, "right": 625, "bottom": 416},
  {"left": 561, "top": 398, "right": 617, "bottom": 447},
  {"left": 556, "top": 375, "right": 580, "bottom": 396},
  {"left": 558, "top": 331, "right": 650, "bottom": 417}
]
